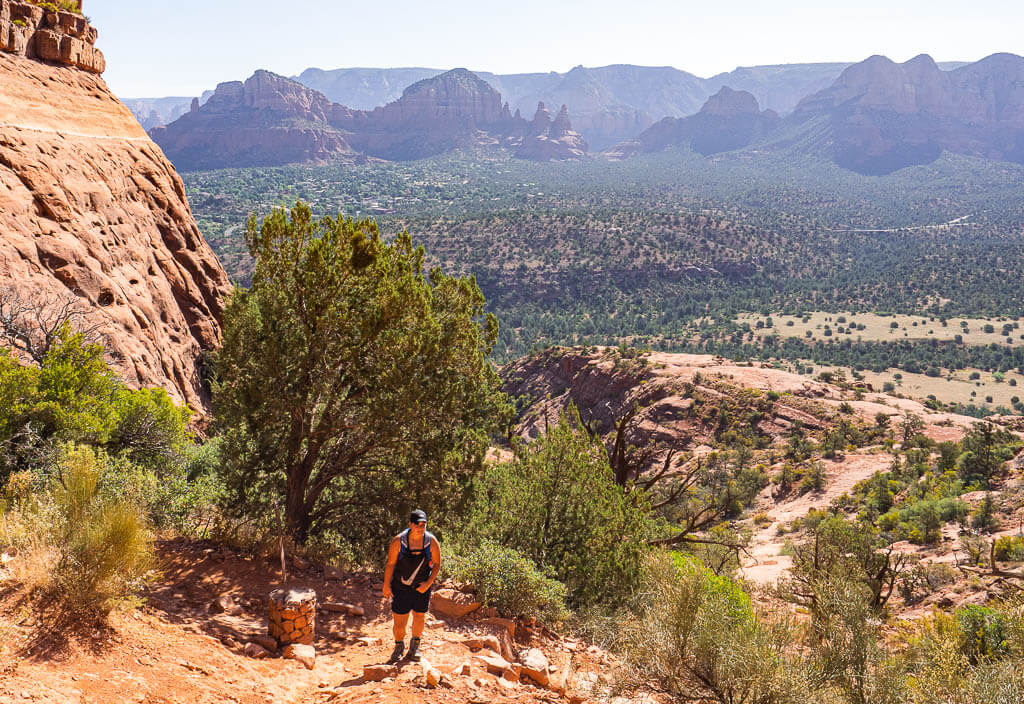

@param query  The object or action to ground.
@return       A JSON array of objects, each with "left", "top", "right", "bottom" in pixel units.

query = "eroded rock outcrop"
[
  {"left": 0, "top": 18, "right": 231, "bottom": 410},
  {"left": 150, "top": 70, "right": 357, "bottom": 171},
  {"left": 793, "top": 53, "right": 1024, "bottom": 174},
  {"left": 514, "top": 103, "right": 587, "bottom": 161},
  {"left": 1, "top": 0, "right": 104, "bottom": 73}
]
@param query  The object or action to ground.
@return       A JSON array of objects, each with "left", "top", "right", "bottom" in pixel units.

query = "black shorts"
[{"left": 391, "top": 583, "right": 431, "bottom": 615}]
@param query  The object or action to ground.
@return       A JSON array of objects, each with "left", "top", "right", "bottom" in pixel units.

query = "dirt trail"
[
  {"left": 0, "top": 539, "right": 614, "bottom": 704},
  {"left": 741, "top": 452, "right": 892, "bottom": 585}
]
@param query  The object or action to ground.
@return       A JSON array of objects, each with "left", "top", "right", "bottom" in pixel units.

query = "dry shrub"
[
  {"left": 613, "top": 553, "right": 812, "bottom": 704},
  {"left": 0, "top": 445, "right": 154, "bottom": 614}
]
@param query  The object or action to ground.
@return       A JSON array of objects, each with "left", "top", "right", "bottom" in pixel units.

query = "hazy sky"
[{"left": 92, "top": 0, "right": 1022, "bottom": 98}]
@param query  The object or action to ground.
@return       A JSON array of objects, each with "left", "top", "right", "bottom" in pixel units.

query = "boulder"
[
  {"left": 283, "top": 643, "right": 316, "bottom": 669},
  {"left": 462, "top": 635, "right": 502, "bottom": 654},
  {"left": 243, "top": 642, "right": 270, "bottom": 659},
  {"left": 252, "top": 635, "right": 278, "bottom": 651},
  {"left": 431, "top": 588, "right": 481, "bottom": 618},
  {"left": 363, "top": 664, "right": 399, "bottom": 682},
  {"left": 517, "top": 648, "right": 550, "bottom": 687},
  {"left": 476, "top": 653, "right": 516, "bottom": 676}
]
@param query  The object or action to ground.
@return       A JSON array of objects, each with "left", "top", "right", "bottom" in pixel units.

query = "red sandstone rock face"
[
  {"left": 1, "top": 0, "right": 105, "bottom": 73},
  {"left": 0, "top": 51, "right": 231, "bottom": 410},
  {"left": 607, "top": 87, "right": 779, "bottom": 159}
]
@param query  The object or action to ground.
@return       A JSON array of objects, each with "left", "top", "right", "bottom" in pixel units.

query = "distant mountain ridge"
[
  {"left": 127, "top": 62, "right": 867, "bottom": 148},
  {"left": 151, "top": 68, "right": 587, "bottom": 170},
  {"left": 609, "top": 87, "right": 780, "bottom": 159},
  {"left": 791, "top": 53, "right": 1024, "bottom": 174},
  {"left": 611, "top": 53, "right": 1024, "bottom": 175}
]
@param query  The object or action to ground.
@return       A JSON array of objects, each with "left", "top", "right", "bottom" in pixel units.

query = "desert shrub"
[
  {"left": 444, "top": 538, "right": 568, "bottom": 622},
  {"left": 614, "top": 553, "right": 810, "bottom": 704},
  {"left": 1, "top": 445, "right": 153, "bottom": 613},
  {"left": 955, "top": 605, "right": 1011, "bottom": 664},
  {"left": 48, "top": 446, "right": 154, "bottom": 611},
  {"left": 0, "top": 328, "right": 193, "bottom": 483},
  {"left": 459, "top": 408, "right": 652, "bottom": 607},
  {"left": 993, "top": 535, "right": 1024, "bottom": 562}
]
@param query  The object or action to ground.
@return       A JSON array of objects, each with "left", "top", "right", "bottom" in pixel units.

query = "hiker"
[{"left": 382, "top": 509, "right": 441, "bottom": 663}]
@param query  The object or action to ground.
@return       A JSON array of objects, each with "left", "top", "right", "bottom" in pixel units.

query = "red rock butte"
[{"left": 0, "top": 0, "right": 231, "bottom": 411}]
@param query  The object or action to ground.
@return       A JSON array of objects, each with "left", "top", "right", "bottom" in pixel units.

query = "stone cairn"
[{"left": 268, "top": 587, "right": 317, "bottom": 646}]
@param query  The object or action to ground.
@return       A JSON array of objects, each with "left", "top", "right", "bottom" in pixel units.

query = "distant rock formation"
[
  {"left": 515, "top": 104, "right": 587, "bottom": 161},
  {"left": 150, "top": 70, "right": 357, "bottom": 171},
  {"left": 0, "top": 9, "right": 231, "bottom": 410},
  {"left": 609, "top": 87, "right": 779, "bottom": 158},
  {"left": 793, "top": 53, "right": 1024, "bottom": 174},
  {"left": 153, "top": 68, "right": 589, "bottom": 168},
  {"left": 341, "top": 68, "right": 512, "bottom": 160}
]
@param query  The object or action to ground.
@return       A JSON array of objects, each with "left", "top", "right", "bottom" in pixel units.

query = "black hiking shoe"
[
  {"left": 386, "top": 640, "right": 404, "bottom": 664},
  {"left": 404, "top": 637, "right": 421, "bottom": 662}
]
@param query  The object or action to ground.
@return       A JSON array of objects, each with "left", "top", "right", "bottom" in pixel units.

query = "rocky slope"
[
  {"left": 609, "top": 87, "right": 779, "bottom": 158},
  {"left": 792, "top": 52, "right": 1024, "bottom": 174},
  {"left": 0, "top": 1, "right": 231, "bottom": 410},
  {"left": 153, "top": 68, "right": 589, "bottom": 168}
]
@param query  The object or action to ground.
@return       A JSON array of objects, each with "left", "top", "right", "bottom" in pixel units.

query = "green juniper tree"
[{"left": 213, "top": 202, "right": 508, "bottom": 548}]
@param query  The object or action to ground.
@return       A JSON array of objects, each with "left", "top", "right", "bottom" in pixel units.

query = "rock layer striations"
[{"left": 0, "top": 18, "right": 231, "bottom": 410}]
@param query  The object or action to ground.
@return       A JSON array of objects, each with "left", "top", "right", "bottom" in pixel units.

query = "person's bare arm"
[
  {"left": 417, "top": 538, "right": 442, "bottom": 593},
  {"left": 382, "top": 537, "right": 400, "bottom": 598}
]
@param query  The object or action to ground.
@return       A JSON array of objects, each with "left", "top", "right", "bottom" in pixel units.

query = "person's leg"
[
  {"left": 388, "top": 596, "right": 411, "bottom": 663},
  {"left": 392, "top": 612, "right": 410, "bottom": 642},
  {"left": 405, "top": 610, "right": 427, "bottom": 661},
  {"left": 410, "top": 611, "right": 426, "bottom": 638}
]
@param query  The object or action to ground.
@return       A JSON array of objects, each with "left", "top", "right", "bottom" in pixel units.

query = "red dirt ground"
[{"left": 0, "top": 539, "right": 621, "bottom": 704}]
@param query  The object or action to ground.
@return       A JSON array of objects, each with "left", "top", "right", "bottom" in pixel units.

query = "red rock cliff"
[{"left": 0, "top": 0, "right": 231, "bottom": 411}]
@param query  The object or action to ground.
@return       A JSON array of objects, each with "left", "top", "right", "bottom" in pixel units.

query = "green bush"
[
  {"left": 458, "top": 407, "right": 651, "bottom": 607},
  {"left": 0, "top": 328, "right": 192, "bottom": 484},
  {"left": 956, "top": 605, "right": 1010, "bottom": 664},
  {"left": 445, "top": 539, "right": 568, "bottom": 622}
]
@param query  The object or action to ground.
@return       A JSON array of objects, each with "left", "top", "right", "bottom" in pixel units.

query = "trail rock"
[
  {"left": 210, "top": 595, "right": 242, "bottom": 616},
  {"left": 252, "top": 635, "right": 278, "bottom": 652},
  {"left": 477, "top": 653, "right": 515, "bottom": 676},
  {"left": 283, "top": 643, "right": 316, "bottom": 669},
  {"left": 363, "top": 664, "right": 399, "bottom": 681},
  {"left": 431, "top": 588, "right": 481, "bottom": 618},
  {"left": 463, "top": 635, "right": 502, "bottom": 654},
  {"left": 517, "top": 648, "right": 550, "bottom": 686},
  {"left": 243, "top": 642, "right": 270, "bottom": 659}
]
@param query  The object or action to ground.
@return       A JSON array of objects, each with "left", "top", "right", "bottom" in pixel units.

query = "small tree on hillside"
[{"left": 213, "top": 203, "right": 509, "bottom": 548}]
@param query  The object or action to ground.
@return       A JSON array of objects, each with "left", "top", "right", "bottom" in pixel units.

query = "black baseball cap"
[{"left": 409, "top": 509, "right": 427, "bottom": 524}]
